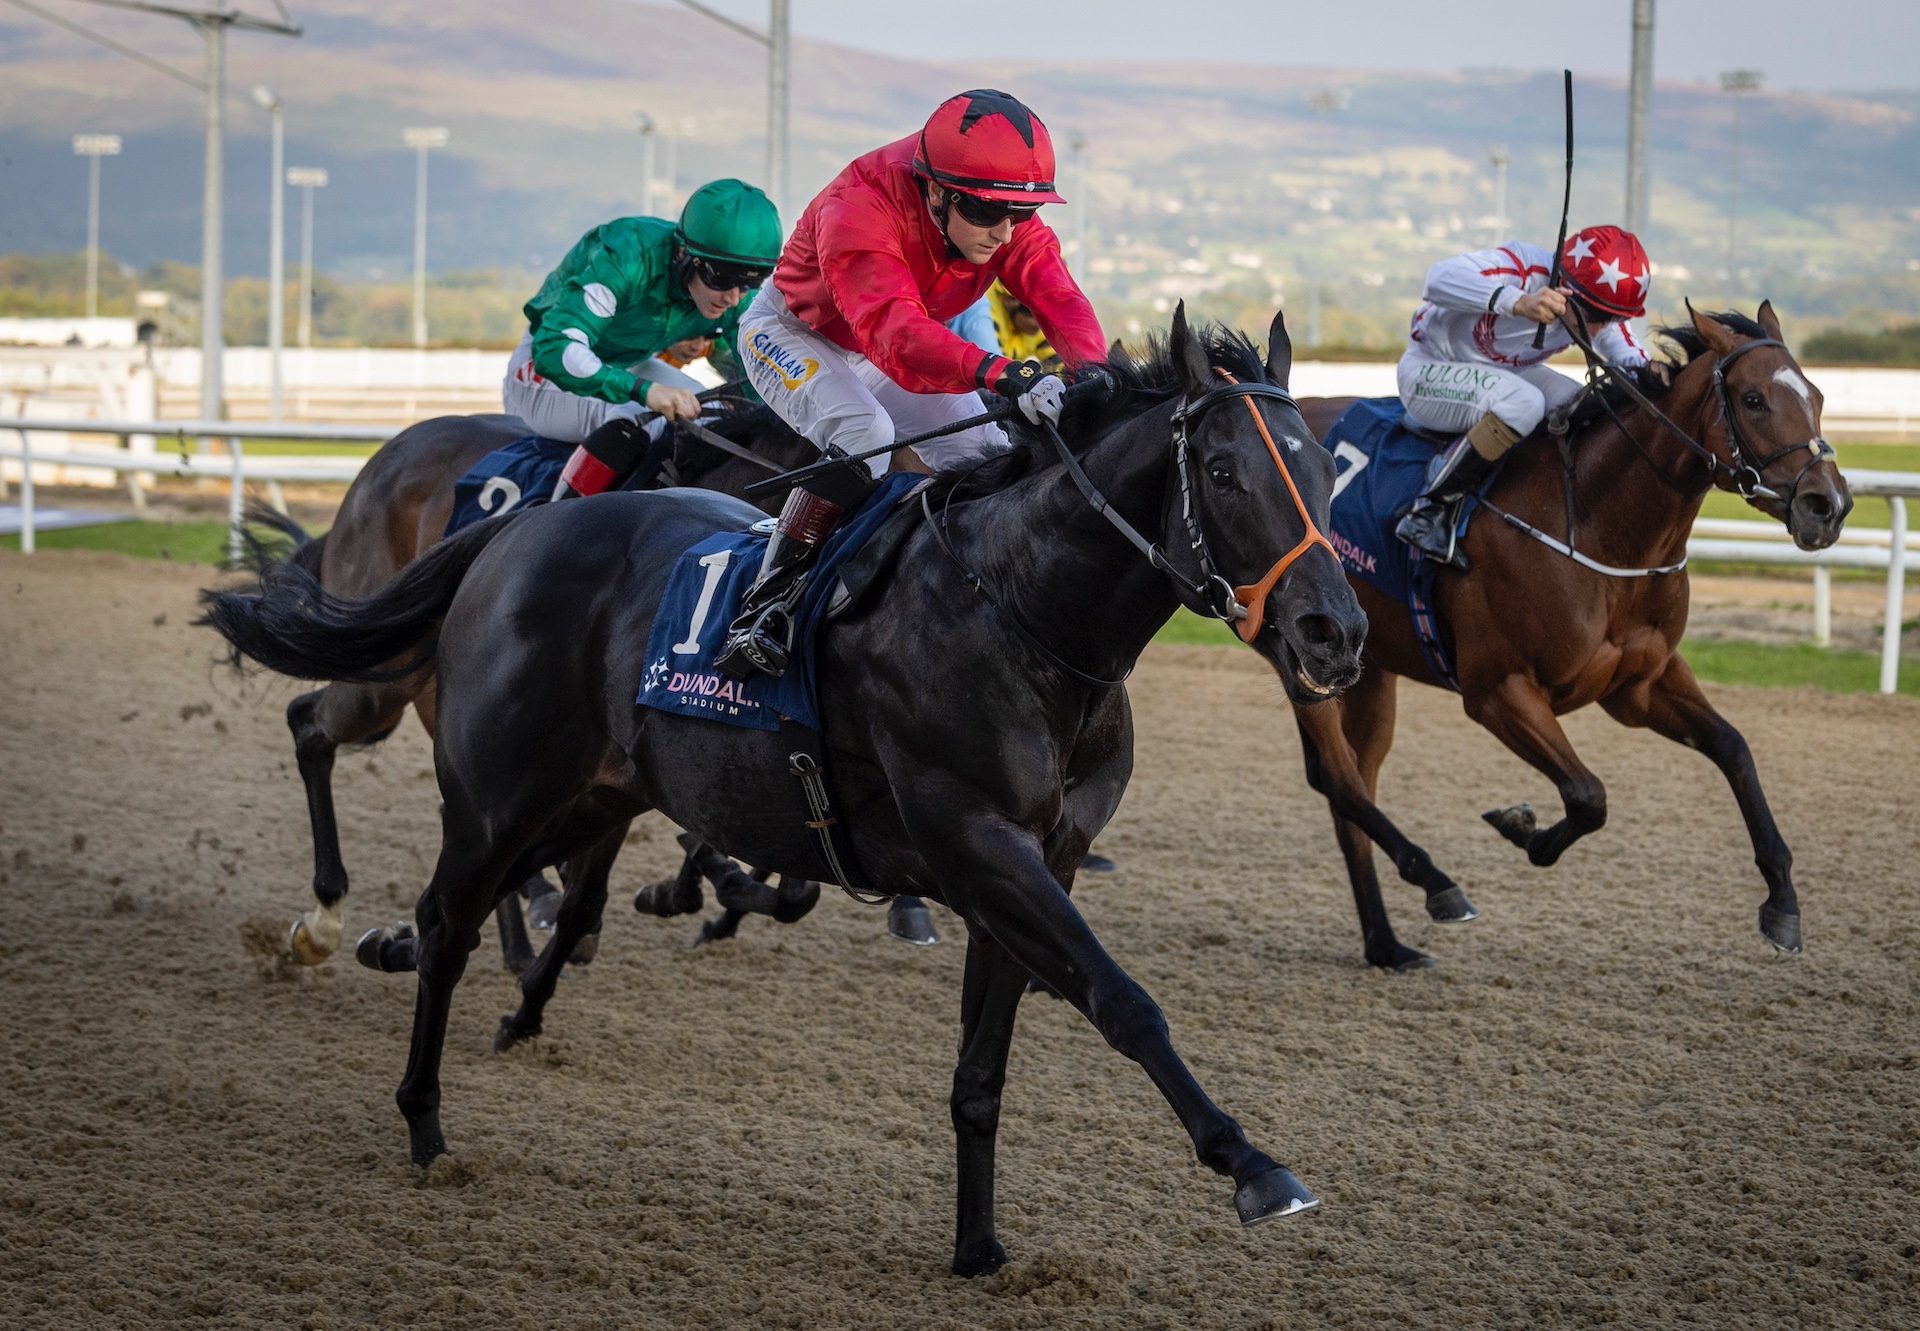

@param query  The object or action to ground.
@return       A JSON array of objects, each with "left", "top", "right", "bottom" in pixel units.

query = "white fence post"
[
  {"left": 226, "top": 435, "right": 246, "bottom": 564},
  {"left": 128, "top": 363, "right": 157, "bottom": 508},
  {"left": 1882, "top": 496, "right": 1908, "bottom": 695},
  {"left": 1813, "top": 566, "right": 1831, "bottom": 647},
  {"left": 18, "top": 426, "right": 34, "bottom": 554}
]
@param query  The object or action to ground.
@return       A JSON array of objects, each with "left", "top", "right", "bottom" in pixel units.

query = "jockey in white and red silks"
[
  {"left": 1395, "top": 225, "right": 1656, "bottom": 566},
  {"left": 717, "top": 87, "right": 1107, "bottom": 679}
]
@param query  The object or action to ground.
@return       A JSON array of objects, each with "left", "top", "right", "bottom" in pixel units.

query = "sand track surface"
[{"left": 1, "top": 549, "right": 1916, "bottom": 1330}]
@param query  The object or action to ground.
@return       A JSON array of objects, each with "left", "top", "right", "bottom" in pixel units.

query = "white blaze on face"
[
  {"left": 583, "top": 282, "right": 618, "bottom": 319},
  {"left": 560, "top": 326, "right": 604, "bottom": 379},
  {"left": 1773, "top": 366, "right": 1817, "bottom": 428},
  {"left": 1283, "top": 433, "right": 1306, "bottom": 454}
]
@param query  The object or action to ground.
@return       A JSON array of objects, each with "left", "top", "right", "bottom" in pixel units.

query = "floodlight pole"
[
  {"left": 199, "top": 15, "right": 225, "bottom": 417},
  {"left": 1624, "top": 0, "right": 1655, "bottom": 238},
  {"left": 667, "top": 0, "right": 789, "bottom": 220},
  {"left": 72, "top": 135, "right": 122, "bottom": 320},
  {"left": 404, "top": 126, "right": 449, "bottom": 348},
  {"left": 253, "top": 86, "right": 284, "bottom": 420}
]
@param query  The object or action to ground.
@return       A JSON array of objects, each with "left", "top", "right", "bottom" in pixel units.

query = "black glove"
[{"left": 992, "top": 359, "right": 1066, "bottom": 426}]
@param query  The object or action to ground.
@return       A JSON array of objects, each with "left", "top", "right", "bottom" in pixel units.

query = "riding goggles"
[
  {"left": 946, "top": 190, "right": 1041, "bottom": 229},
  {"left": 689, "top": 257, "right": 769, "bottom": 292}
]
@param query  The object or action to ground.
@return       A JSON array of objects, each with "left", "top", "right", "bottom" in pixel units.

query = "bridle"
[
  {"left": 927, "top": 367, "right": 1336, "bottom": 686},
  {"left": 1564, "top": 310, "right": 1837, "bottom": 509}
]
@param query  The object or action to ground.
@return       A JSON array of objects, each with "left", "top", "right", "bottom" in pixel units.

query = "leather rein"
[{"left": 927, "top": 369, "right": 1335, "bottom": 687}]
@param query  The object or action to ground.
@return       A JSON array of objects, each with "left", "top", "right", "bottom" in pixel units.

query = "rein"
[
  {"left": 926, "top": 368, "right": 1334, "bottom": 685},
  {"left": 1562, "top": 311, "right": 1835, "bottom": 506}
]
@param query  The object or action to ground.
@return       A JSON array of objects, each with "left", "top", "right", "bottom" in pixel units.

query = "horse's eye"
[
  {"left": 1208, "top": 463, "right": 1236, "bottom": 490},
  {"left": 1741, "top": 390, "right": 1766, "bottom": 411}
]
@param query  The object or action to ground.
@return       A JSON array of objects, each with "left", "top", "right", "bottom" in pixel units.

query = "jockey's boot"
[
  {"left": 1393, "top": 413, "right": 1518, "bottom": 570},
  {"left": 715, "top": 455, "right": 877, "bottom": 679},
  {"left": 714, "top": 486, "right": 846, "bottom": 680},
  {"left": 550, "top": 415, "right": 667, "bottom": 501}
]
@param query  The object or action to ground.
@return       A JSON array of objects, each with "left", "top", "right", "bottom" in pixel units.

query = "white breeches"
[
  {"left": 735, "top": 285, "right": 1009, "bottom": 478},
  {"left": 501, "top": 331, "right": 704, "bottom": 443},
  {"left": 1397, "top": 350, "right": 1582, "bottom": 442}
]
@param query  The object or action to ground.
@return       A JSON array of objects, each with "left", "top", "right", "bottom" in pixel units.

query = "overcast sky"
[{"left": 713, "top": 0, "right": 1919, "bottom": 93}]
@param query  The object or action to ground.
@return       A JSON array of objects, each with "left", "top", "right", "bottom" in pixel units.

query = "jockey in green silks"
[{"left": 502, "top": 178, "right": 782, "bottom": 498}]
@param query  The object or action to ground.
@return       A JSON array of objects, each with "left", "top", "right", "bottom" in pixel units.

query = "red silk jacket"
[{"left": 773, "top": 134, "right": 1106, "bottom": 395}]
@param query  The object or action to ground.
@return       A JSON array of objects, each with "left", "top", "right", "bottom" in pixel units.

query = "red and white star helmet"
[{"left": 1560, "top": 224, "right": 1650, "bottom": 319}]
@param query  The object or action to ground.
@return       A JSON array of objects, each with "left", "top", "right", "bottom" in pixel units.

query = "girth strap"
[{"left": 780, "top": 718, "right": 888, "bottom": 905}]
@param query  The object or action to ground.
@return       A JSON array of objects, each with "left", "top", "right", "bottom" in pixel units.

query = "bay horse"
[
  {"left": 1293, "top": 303, "right": 1852, "bottom": 970},
  {"left": 199, "top": 307, "right": 1368, "bottom": 1275},
  {"left": 260, "top": 399, "right": 857, "bottom": 970}
]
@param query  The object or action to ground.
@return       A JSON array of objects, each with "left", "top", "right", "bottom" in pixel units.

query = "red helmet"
[
  {"left": 913, "top": 89, "right": 1065, "bottom": 205},
  {"left": 1560, "top": 224, "right": 1650, "bottom": 319}
]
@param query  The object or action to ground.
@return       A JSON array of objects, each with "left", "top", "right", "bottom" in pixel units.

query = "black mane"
[
  {"left": 935, "top": 324, "right": 1271, "bottom": 497},
  {"left": 1565, "top": 309, "right": 1768, "bottom": 432}
]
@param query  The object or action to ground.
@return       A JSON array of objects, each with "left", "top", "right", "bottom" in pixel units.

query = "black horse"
[{"left": 200, "top": 306, "right": 1367, "bottom": 1276}]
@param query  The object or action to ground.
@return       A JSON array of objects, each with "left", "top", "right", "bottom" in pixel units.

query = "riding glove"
[{"left": 994, "top": 359, "right": 1067, "bottom": 426}]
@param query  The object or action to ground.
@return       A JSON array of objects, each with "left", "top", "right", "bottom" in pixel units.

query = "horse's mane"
[
  {"left": 930, "top": 323, "right": 1271, "bottom": 498},
  {"left": 1564, "top": 309, "right": 1769, "bottom": 433}
]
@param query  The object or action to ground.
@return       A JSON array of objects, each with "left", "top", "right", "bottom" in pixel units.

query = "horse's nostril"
[
  {"left": 1799, "top": 493, "right": 1834, "bottom": 521},
  {"left": 1296, "top": 613, "right": 1340, "bottom": 648}
]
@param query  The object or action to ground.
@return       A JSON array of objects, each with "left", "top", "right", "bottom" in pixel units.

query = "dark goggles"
[
  {"left": 688, "top": 256, "right": 769, "bottom": 292},
  {"left": 946, "top": 190, "right": 1041, "bottom": 229}
]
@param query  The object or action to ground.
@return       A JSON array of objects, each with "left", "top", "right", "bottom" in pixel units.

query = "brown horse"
[
  {"left": 270, "top": 400, "right": 819, "bottom": 968},
  {"left": 1292, "top": 303, "right": 1852, "bottom": 969}
]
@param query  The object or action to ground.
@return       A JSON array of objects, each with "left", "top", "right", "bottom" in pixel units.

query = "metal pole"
[
  {"left": 267, "top": 102, "right": 284, "bottom": 420},
  {"left": 1721, "top": 70, "right": 1762, "bottom": 279},
  {"left": 412, "top": 142, "right": 428, "bottom": 347},
  {"left": 767, "top": 0, "right": 789, "bottom": 219},
  {"left": 298, "top": 182, "right": 314, "bottom": 347},
  {"left": 199, "top": 17, "right": 225, "bottom": 422},
  {"left": 1882, "top": 496, "right": 1908, "bottom": 694},
  {"left": 1625, "top": 0, "right": 1654, "bottom": 237},
  {"left": 85, "top": 152, "right": 102, "bottom": 320}
]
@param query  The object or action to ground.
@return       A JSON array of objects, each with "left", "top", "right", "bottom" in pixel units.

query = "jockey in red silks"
[
  {"left": 717, "top": 88, "right": 1107, "bottom": 679},
  {"left": 1396, "top": 224, "right": 1658, "bottom": 567}
]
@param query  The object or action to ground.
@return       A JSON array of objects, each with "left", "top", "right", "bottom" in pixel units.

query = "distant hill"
[{"left": 4, "top": 0, "right": 1918, "bottom": 333}]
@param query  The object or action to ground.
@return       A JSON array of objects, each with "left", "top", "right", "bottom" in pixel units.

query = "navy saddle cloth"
[
  {"left": 443, "top": 435, "right": 574, "bottom": 537},
  {"left": 636, "top": 472, "right": 926, "bottom": 733},
  {"left": 1324, "top": 397, "right": 1498, "bottom": 690}
]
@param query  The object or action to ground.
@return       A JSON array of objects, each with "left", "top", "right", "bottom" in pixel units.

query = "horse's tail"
[
  {"left": 197, "top": 513, "right": 517, "bottom": 685},
  {"left": 239, "top": 502, "right": 328, "bottom": 579}
]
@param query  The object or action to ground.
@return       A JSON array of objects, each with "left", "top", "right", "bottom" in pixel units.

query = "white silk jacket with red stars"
[{"left": 1405, "top": 240, "right": 1649, "bottom": 370}]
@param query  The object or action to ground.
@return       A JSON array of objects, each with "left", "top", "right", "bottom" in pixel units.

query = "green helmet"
[{"left": 676, "top": 179, "right": 783, "bottom": 268}]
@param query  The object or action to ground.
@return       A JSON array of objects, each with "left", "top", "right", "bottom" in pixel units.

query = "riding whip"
[
  {"left": 1533, "top": 69, "right": 1575, "bottom": 351},
  {"left": 744, "top": 378, "right": 1110, "bottom": 498}
]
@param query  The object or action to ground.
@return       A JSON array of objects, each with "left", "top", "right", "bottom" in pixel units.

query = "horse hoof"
[
  {"left": 526, "top": 890, "right": 561, "bottom": 932},
  {"left": 355, "top": 922, "right": 415, "bottom": 973},
  {"left": 1370, "top": 943, "right": 1435, "bottom": 972},
  {"left": 1234, "top": 1167, "right": 1319, "bottom": 1226},
  {"left": 888, "top": 901, "right": 939, "bottom": 946},
  {"left": 1426, "top": 885, "right": 1481, "bottom": 924},
  {"left": 772, "top": 877, "right": 821, "bottom": 925},
  {"left": 1482, "top": 802, "right": 1536, "bottom": 848},
  {"left": 634, "top": 880, "right": 701, "bottom": 918},
  {"left": 493, "top": 1014, "right": 536, "bottom": 1053},
  {"left": 1081, "top": 852, "right": 1119, "bottom": 874},
  {"left": 1759, "top": 904, "right": 1803, "bottom": 955},
  {"left": 570, "top": 931, "right": 600, "bottom": 966},
  {"left": 287, "top": 917, "right": 336, "bottom": 966},
  {"left": 951, "top": 1236, "right": 1009, "bottom": 1278}
]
